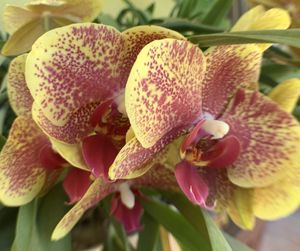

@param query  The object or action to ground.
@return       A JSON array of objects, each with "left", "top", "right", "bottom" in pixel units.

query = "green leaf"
[
  {"left": 224, "top": 233, "right": 253, "bottom": 251},
  {"left": 0, "top": 207, "right": 18, "bottom": 251},
  {"left": 0, "top": 134, "right": 6, "bottom": 151},
  {"left": 111, "top": 219, "right": 132, "bottom": 251},
  {"left": 137, "top": 212, "right": 160, "bottom": 251},
  {"left": 174, "top": 0, "right": 213, "bottom": 20},
  {"left": 164, "top": 192, "right": 232, "bottom": 251},
  {"left": 11, "top": 185, "right": 71, "bottom": 251},
  {"left": 202, "top": 0, "right": 233, "bottom": 26},
  {"left": 188, "top": 29, "right": 300, "bottom": 49},
  {"left": 140, "top": 198, "right": 211, "bottom": 251},
  {"left": 159, "top": 19, "right": 224, "bottom": 34}
]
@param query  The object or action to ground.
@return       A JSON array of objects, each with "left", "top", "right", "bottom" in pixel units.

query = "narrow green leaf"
[
  {"left": 141, "top": 198, "right": 211, "bottom": 251},
  {"left": 11, "top": 200, "right": 39, "bottom": 251},
  {"left": 224, "top": 233, "right": 253, "bottom": 251},
  {"left": 188, "top": 29, "right": 300, "bottom": 49},
  {"left": 159, "top": 20, "right": 224, "bottom": 34},
  {"left": 11, "top": 185, "right": 71, "bottom": 251},
  {"left": 0, "top": 207, "right": 18, "bottom": 251},
  {"left": 202, "top": 0, "right": 233, "bottom": 26},
  {"left": 164, "top": 192, "right": 232, "bottom": 251},
  {"left": 36, "top": 185, "right": 72, "bottom": 251},
  {"left": 111, "top": 219, "right": 132, "bottom": 251},
  {"left": 0, "top": 134, "right": 6, "bottom": 151},
  {"left": 137, "top": 213, "right": 160, "bottom": 251}
]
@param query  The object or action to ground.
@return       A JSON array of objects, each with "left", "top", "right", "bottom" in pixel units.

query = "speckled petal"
[
  {"left": 7, "top": 54, "right": 33, "bottom": 116},
  {"left": 3, "top": 5, "right": 38, "bottom": 34},
  {"left": 121, "top": 25, "right": 185, "bottom": 83},
  {"left": 0, "top": 116, "right": 47, "bottom": 206},
  {"left": 253, "top": 166, "right": 300, "bottom": 220},
  {"left": 223, "top": 89, "right": 300, "bottom": 187},
  {"left": 26, "top": 23, "right": 126, "bottom": 143},
  {"left": 109, "top": 129, "right": 182, "bottom": 180},
  {"left": 202, "top": 45, "right": 261, "bottom": 117},
  {"left": 134, "top": 164, "right": 179, "bottom": 191},
  {"left": 52, "top": 178, "right": 117, "bottom": 240},
  {"left": 268, "top": 78, "right": 300, "bottom": 113},
  {"left": 126, "top": 39, "right": 206, "bottom": 148}
]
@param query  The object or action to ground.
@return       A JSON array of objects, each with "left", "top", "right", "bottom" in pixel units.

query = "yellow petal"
[
  {"left": 50, "top": 138, "right": 89, "bottom": 171},
  {"left": 227, "top": 188, "right": 256, "bottom": 230},
  {"left": 253, "top": 165, "right": 300, "bottom": 220},
  {"left": 232, "top": 6, "right": 291, "bottom": 51},
  {"left": 0, "top": 116, "right": 47, "bottom": 206},
  {"left": 7, "top": 54, "right": 34, "bottom": 116},
  {"left": 268, "top": 78, "right": 300, "bottom": 113},
  {"left": 3, "top": 5, "right": 38, "bottom": 34},
  {"left": 61, "top": 0, "right": 103, "bottom": 22},
  {"left": 1, "top": 19, "right": 44, "bottom": 56},
  {"left": 231, "top": 5, "right": 266, "bottom": 32}
]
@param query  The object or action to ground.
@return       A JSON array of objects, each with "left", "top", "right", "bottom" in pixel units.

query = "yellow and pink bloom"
[{"left": 2, "top": 0, "right": 103, "bottom": 56}]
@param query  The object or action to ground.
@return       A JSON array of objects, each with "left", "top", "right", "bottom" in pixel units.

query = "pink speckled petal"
[
  {"left": 52, "top": 178, "right": 118, "bottom": 240},
  {"left": 0, "top": 116, "right": 48, "bottom": 206},
  {"left": 121, "top": 25, "right": 185, "bottom": 83},
  {"left": 222, "top": 89, "right": 300, "bottom": 187},
  {"left": 7, "top": 54, "right": 33, "bottom": 116},
  {"left": 126, "top": 39, "right": 206, "bottom": 148},
  {"left": 109, "top": 128, "right": 183, "bottom": 180},
  {"left": 26, "top": 23, "right": 126, "bottom": 143},
  {"left": 134, "top": 164, "right": 178, "bottom": 191},
  {"left": 202, "top": 45, "right": 261, "bottom": 117}
]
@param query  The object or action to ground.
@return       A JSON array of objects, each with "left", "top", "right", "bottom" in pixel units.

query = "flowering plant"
[{"left": 0, "top": 0, "right": 300, "bottom": 251}]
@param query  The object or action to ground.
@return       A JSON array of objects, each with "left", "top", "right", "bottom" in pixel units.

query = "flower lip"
[
  {"left": 118, "top": 182, "right": 135, "bottom": 209},
  {"left": 180, "top": 118, "right": 236, "bottom": 168}
]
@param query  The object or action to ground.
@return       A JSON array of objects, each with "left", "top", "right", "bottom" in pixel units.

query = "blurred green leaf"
[
  {"left": 165, "top": 192, "right": 233, "bottom": 251},
  {"left": 137, "top": 212, "right": 160, "bottom": 251},
  {"left": 0, "top": 207, "right": 18, "bottom": 251},
  {"left": 97, "top": 14, "right": 120, "bottom": 29},
  {"left": 11, "top": 185, "right": 71, "bottom": 251},
  {"left": 173, "top": 0, "right": 213, "bottom": 20},
  {"left": 111, "top": 219, "right": 132, "bottom": 251},
  {"left": 159, "top": 19, "right": 224, "bottom": 34},
  {"left": 224, "top": 233, "right": 253, "bottom": 251},
  {"left": 0, "top": 134, "right": 6, "bottom": 151},
  {"left": 141, "top": 198, "right": 211, "bottom": 251},
  {"left": 202, "top": 0, "right": 233, "bottom": 26},
  {"left": 189, "top": 29, "right": 300, "bottom": 48}
]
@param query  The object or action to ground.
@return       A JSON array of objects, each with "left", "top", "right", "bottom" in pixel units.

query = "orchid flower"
[
  {"left": 2, "top": 0, "right": 103, "bottom": 56},
  {"left": 106, "top": 7, "right": 300, "bottom": 228},
  {"left": 25, "top": 23, "right": 185, "bottom": 181},
  {"left": 51, "top": 164, "right": 178, "bottom": 240},
  {"left": 250, "top": 0, "right": 300, "bottom": 26},
  {"left": 0, "top": 54, "right": 92, "bottom": 206}
]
